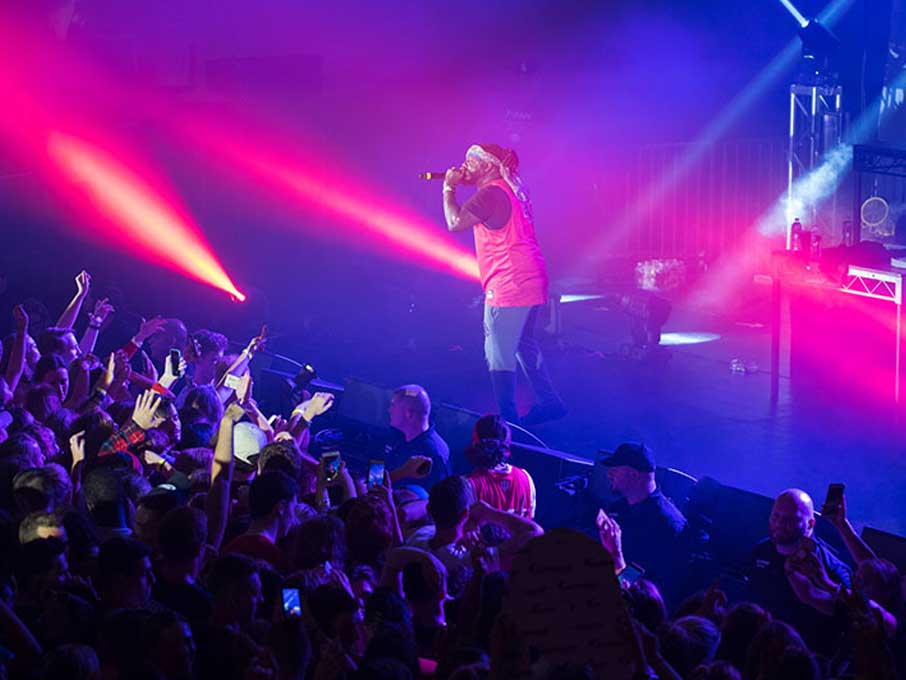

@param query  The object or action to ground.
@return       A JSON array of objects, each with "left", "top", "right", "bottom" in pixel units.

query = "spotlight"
[{"left": 798, "top": 19, "right": 840, "bottom": 77}]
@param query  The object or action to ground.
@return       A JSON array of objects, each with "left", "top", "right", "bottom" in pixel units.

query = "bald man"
[
  {"left": 387, "top": 384, "right": 450, "bottom": 490},
  {"left": 746, "top": 488, "right": 851, "bottom": 652}
]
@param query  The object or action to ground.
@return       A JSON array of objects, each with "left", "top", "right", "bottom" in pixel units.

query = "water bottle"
[
  {"left": 811, "top": 232, "right": 822, "bottom": 260},
  {"left": 790, "top": 218, "right": 803, "bottom": 252}
]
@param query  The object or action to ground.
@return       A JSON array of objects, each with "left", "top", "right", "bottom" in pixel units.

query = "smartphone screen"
[
  {"left": 282, "top": 588, "right": 301, "bottom": 617},
  {"left": 618, "top": 563, "right": 645, "bottom": 587},
  {"left": 367, "top": 460, "right": 385, "bottom": 488},
  {"left": 169, "top": 348, "right": 183, "bottom": 377},
  {"left": 321, "top": 451, "right": 341, "bottom": 482}
]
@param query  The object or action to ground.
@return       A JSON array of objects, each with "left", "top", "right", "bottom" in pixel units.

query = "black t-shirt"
[
  {"left": 153, "top": 579, "right": 213, "bottom": 624},
  {"left": 746, "top": 537, "right": 851, "bottom": 652},
  {"left": 388, "top": 426, "right": 451, "bottom": 490},
  {"left": 606, "top": 489, "right": 688, "bottom": 588},
  {"left": 462, "top": 186, "right": 512, "bottom": 230}
]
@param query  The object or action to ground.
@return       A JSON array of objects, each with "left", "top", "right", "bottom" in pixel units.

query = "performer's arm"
[{"left": 443, "top": 167, "right": 484, "bottom": 232}]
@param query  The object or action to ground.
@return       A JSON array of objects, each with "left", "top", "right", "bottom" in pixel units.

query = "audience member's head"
[
  {"left": 286, "top": 513, "right": 346, "bottom": 570},
  {"left": 249, "top": 470, "right": 299, "bottom": 538},
  {"left": 344, "top": 496, "right": 397, "bottom": 568},
  {"left": 471, "top": 414, "right": 512, "bottom": 447},
  {"left": 307, "top": 584, "right": 362, "bottom": 649},
  {"left": 659, "top": 616, "right": 721, "bottom": 678},
  {"left": 180, "top": 385, "right": 223, "bottom": 426},
  {"left": 427, "top": 475, "right": 474, "bottom": 530},
  {"left": 39, "top": 643, "right": 100, "bottom": 680},
  {"left": 716, "top": 602, "right": 771, "bottom": 671},
  {"left": 769, "top": 489, "right": 815, "bottom": 551},
  {"left": 15, "top": 536, "right": 69, "bottom": 598},
  {"left": 855, "top": 558, "right": 902, "bottom": 609},
  {"left": 389, "top": 384, "right": 431, "bottom": 434},
  {"left": 158, "top": 506, "right": 207, "bottom": 573},
  {"left": 96, "top": 537, "right": 154, "bottom": 609},
  {"left": 33, "top": 354, "right": 69, "bottom": 400},
  {"left": 744, "top": 621, "right": 808, "bottom": 680},
  {"left": 82, "top": 467, "right": 130, "bottom": 532},
  {"left": 208, "top": 554, "right": 263, "bottom": 626},
  {"left": 0, "top": 431, "right": 44, "bottom": 468},
  {"left": 13, "top": 464, "right": 71, "bottom": 513},
  {"left": 146, "top": 318, "right": 188, "bottom": 364},
  {"left": 624, "top": 578, "right": 667, "bottom": 634},
  {"left": 142, "top": 610, "right": 196, "bottom": 680},
  {"left": 36, "top": 327, "right": 80, "bottom": 365},
  {"left": 602, "top": 443, "right": 656, "bottom": 501}
]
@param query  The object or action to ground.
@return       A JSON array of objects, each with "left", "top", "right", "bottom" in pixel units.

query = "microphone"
[{"left": 418, "top": 171, "right": 447, "bottom": 180}]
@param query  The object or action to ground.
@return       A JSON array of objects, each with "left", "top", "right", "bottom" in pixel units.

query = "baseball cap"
[
  {"left": 599, "top": 443, "right": 656, "bottom": 472},
  {"left": 233, "top": 422, "right": 268, "bottom": 466}
]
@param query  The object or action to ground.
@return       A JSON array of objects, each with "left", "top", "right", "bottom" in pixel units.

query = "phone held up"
[
  {"left": 823, "top": 483, "right": 845, "bottom": 514},
  {"left": 282, "top": 588, "right": 301, "bottom": 617},
  {"left": 169, "top": 348, "right": 183, "bottom": 378},
  {"left": 321, "top": 451, "right": 341, "bottom": 482},
  {"left": 367, "top": 459, "right": 385, "bottom": 489}
]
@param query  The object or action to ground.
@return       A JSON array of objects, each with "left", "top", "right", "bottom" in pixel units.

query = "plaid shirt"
[{"left": 99, "top": 421, "right": 147, "bottom": 473}]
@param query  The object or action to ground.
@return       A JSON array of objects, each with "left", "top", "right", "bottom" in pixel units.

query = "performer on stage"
[{"left": 443, "top": 143, "right": 566, "bottom": 425}]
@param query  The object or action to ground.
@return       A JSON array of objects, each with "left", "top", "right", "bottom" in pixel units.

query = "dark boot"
[
  {"left": 489, "top": 370, "right": 520, "bottom": 424},
  {"left": 517, "top": 351, "right": 567, "bottom": 425}
]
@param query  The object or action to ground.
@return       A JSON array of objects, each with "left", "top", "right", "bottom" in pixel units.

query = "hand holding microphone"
[{"left": 443, "top": 166, "right": 465, "bottom": 193}]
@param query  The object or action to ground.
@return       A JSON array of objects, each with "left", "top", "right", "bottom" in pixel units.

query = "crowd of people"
[{"left": 0, "top": 270, "right": 904, "bottom": 680}]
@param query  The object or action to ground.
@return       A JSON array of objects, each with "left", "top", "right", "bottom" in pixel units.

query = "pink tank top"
[{"left": 473, "top": 179, "right": 548, "bottom": 308}]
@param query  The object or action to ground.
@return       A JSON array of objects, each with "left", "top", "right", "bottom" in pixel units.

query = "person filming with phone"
[
  {"left": 745, "top": 488, "right": 852, "bottom": 654},
  {"left": 598, "top": 443, "right": 688, "bottom": 599},
  {"left": 386, "top": 384, "right": 450, "bottom": 490}
]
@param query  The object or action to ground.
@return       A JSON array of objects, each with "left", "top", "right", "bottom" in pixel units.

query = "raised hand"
[
  {"left": 235, "top": 372, "right": 252, "bottom": 407},
  {"left": 90, "top": 297, "right": 114, "bottom": 324},
  {"left": 245, "top": 325, "right": 267, "bottom": 357},
  {"left": 294, "top": 392, "right": 335, "bottom": 422},
  {"left": 596, "top": 509, "right": 623, "bottom": 562},
  {"left": 396, "top": 455, "right": 432, "bottom": 480},
  {"left": 134, "top": 316, "right": 166, "bottom": 343},
  {"left": 161, "top": 352, "right": 187, "bottom": 387},
  {"left": 131, "top": 390, "right": 165, "bottom": 430},
  {"left": 100, "top": 353, "right": 116, "bottom": 390},
  {"left": 112, "top": 350, "right": 132, "bottom": 385},
  {"left": 12, "top": 304, "right": 28, "bottom": 331},
  {"left": 69, "top": 430, "right": 86, "bottom": 470},
  {"left": 75, "top": 270, "right": 91, "bottom": 297}
]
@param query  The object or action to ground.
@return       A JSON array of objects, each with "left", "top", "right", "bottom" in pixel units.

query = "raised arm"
[
  {"left": 469, "top": 500, "right": 543, "bottom": 557},
  {"left": 78, "top": 297, "right": 114, "bottom": 357},
  {"left": 5, "top": 305, "right": 29, "bottom": 393},
  {"left": 207, "top": 403, "right": 245, "bottom": 550},
  {"left": 56, "top": 270, "right": 91, "bottom": 329},
  {"left": 821, "top": 493, "right": 877, "bottom": 565}
]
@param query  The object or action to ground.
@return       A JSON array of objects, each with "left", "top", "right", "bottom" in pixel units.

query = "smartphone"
[
  {"left": 169, "top": 348, "right": 183, "bottom": 377},
  {"left": 282, "top": 588, "right": 301, "bottom": 617},
  {"left": 823, "top": 483, "right": 845, "bottom": 512},
  {"left": 618, "top": 562, "right": 645, "bottom": 587},
  {"left": 321, "top": 451, "right": 341, "bottom": 482},
  {"left": 416, "top": 458, "right": 432, "bottom": 477},
  {"left": 224, "top": 374, "right": 243, "bottom": 390},
  {"left": 367, "top": 459, "right": 385, "bottom": 489}
]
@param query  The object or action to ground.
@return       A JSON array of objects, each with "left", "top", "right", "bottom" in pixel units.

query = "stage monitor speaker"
[{"left": 861, "top": 526, "right": 906, "bottom": 574}]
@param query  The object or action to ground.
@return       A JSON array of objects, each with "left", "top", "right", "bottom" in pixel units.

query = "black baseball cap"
[{"left": 599, "top": 443, "right": 656, "bottom": 472}]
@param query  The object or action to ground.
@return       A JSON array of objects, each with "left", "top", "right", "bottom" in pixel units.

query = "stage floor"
[{"left": 301, "top": 290, "right": 906, "bottom": 536}]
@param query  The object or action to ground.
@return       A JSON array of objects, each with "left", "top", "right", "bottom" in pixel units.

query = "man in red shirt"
[{"left": 443, "top": 143, "right": 565, "bottom": 425}]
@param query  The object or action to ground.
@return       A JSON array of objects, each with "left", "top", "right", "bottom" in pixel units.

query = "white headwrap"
[{"left": 466, "top": 144, "right": 534, "bottom": 221}]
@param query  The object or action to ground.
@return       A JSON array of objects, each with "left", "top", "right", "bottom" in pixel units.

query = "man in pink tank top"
[{"left": 442, "top": 143, "right": 565, "bottom": 425}]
